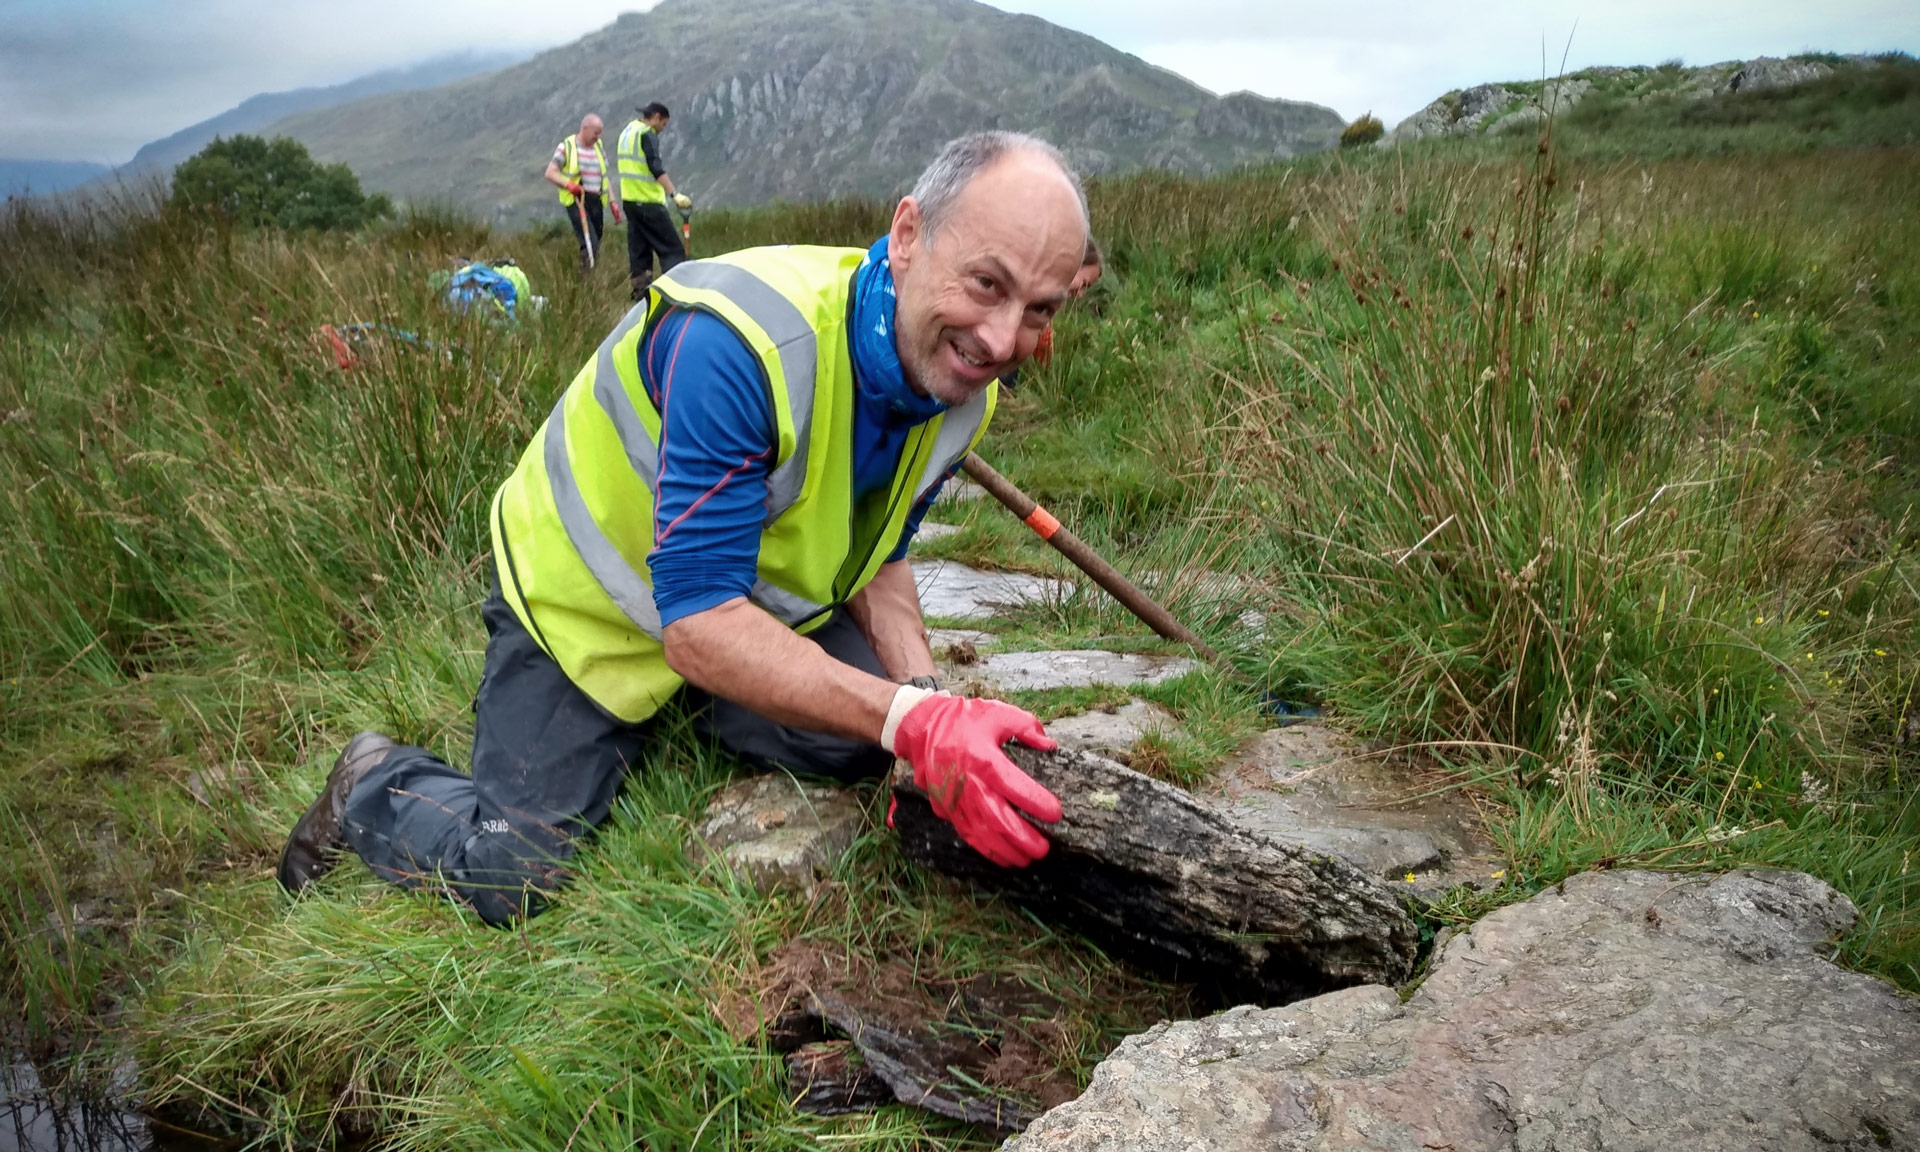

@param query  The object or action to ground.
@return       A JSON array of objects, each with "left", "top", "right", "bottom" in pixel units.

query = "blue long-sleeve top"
[{"left": 639, "top": 237, "right": 954, "bottom": 627}]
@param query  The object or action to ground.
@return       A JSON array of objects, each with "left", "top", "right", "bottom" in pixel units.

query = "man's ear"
[{"left": 889, "top": 197, "right": 923, "bottom": 276}]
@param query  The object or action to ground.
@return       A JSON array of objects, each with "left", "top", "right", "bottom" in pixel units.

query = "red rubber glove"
[
  {"left": 610, "top": 202, "right": 624, "bottom": 225},
  {"left": 565, "top": 181, "right": 584, "bottom": 197},
  {"left": 891, "top": 695, "right": 1062, "bottom": 867}
]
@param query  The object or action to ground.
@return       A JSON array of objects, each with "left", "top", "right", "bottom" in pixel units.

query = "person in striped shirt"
[{"left": 544, "top": 114, "right": 611, "bottom": 271}]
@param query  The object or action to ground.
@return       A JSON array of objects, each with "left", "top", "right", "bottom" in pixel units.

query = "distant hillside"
[
  {"left": 1, "top": 159, "right": 110, "bottom": 198},
  {"left": 1387, "top": 53, "right": 1917, "bottom": 145},
  {"left": 111, "top": 51, "right": 525, "bottom": 184},
  {"left": 266, "top": 0, "right": 1345, "bottom": 219}
]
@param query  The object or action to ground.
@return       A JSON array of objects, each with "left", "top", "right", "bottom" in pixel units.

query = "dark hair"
[{"left": 639, "top": 102, "right": 671, "bottom": 120}]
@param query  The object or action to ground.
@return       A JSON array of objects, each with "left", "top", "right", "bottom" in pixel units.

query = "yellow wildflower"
[
  {"left": 1404, "top": 872, "right": 1417, "bottom": 883},
  {"left": 1714, "top": 751, "right": 1725, "bottom": 761}
]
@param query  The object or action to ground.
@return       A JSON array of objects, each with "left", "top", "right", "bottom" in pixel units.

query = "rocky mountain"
[
  {"left": 264, "top": 0, "right": 1344, "bottom": 219},
  {"left": 1388, "top": 53, "right": 1897, "bottom": 142},
  {"left": 105, "top": 51, "right": 525, "bottom": 185}
]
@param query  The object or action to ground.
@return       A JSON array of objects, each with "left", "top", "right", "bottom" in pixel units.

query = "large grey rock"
[
  {"left": 1045, "top": 701, "right": 1185, "bottom": 758},
  {"left": 954, "top": 650, "right": 1201, "bottom": 693},
  {"left": 1011, "top": 869, "right": 1920, "bottom": 1152},
  {"left": 1203, "top": 725, "right": 1497, "bottom": 891},
  {"left": 690, "top": 774, "right": 866, "bottom": 895},
  {"left": 892, "top": 743, "right": 1420, "bottom": 1005},
  {"left": 1726, "top": 56, "right": 1834, "bottom": 94},
  {"left": 912, "top": 560, "right": 1072, "bottom": 620}
]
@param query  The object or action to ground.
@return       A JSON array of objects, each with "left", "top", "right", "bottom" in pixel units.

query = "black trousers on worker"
[
  {"left": 624, "top": 200, "right": 685, "bottom": 297},
  {"left": 562, "top": 192, "right": 605, "bottom": 270},
  {"left": 341, "top": 575, "right": 893, "bottom": 924}
]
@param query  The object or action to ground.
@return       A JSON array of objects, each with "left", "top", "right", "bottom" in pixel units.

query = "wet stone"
[
  {"left": 690, "top": 774, "right": 866, "bottom": 896},
  {"left": 953, "top": 650, "right": 1201, "bottom": 693},
  {"left": 912, "top": 521, "right": 964, "bottom": 541},
  {"left": 1043, "top": 701, "right": 1185, "bottom": 758},
  {"left": 1201, "top": 724, "right": 1499, "bottom": 891},
  {"left": 912, "top": 560, "right": 1071, "bottom": 620}
]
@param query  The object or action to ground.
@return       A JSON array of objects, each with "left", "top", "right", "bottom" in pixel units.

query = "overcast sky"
[{"left": 4, "top": 0, "right": 1914, "bottom": 163}]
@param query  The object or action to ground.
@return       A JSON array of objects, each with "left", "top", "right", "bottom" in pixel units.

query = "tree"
[{"left": 169, "top": 135, "right": 392, "bottom": 231}]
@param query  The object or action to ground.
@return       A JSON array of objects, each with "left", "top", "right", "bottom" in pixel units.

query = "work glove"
[
  {"left": 673, "top": 193, "right": 693, "bottom": 210},
  {"left": 884, "top": 692, "right": 1062, "bottom": 868},
  {"left": 610, "top": 202, "right": 624, "bottom": 225},
  {"left": 565, "top": 181, "right": 584, "bottom": 197}
]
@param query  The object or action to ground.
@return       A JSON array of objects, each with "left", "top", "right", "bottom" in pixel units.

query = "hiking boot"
[{"left": 277, "top": 731, "right": 395, "bottom": 893}]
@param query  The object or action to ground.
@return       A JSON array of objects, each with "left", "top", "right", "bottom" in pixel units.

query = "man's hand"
[
  {"left": 673, "top": 193, "right": 693, "bottom": 210},
  {"left": 887, "top": 694, "right": 1061, "bottom": 867},
  {"left": 610, "top": 201, "right": 624, "bottom": 225},
  {"left": 566, "top": 181, "right": 584, "bottom": 197}
]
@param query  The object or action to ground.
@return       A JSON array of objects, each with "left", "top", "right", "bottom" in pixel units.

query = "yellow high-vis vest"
[
  {"left": 555, "top": 134, "right": 607, "bottom": 207},
  {"left": 490, "top": 245, "right": 997, "bottom": 722},
  {"left": 615, "top": 120, "right": 666, "bottom": 206}
]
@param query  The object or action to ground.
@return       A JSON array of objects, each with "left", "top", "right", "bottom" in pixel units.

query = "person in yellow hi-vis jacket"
[
  {"left": 279, "top": 133, "right": 1092, "bottom": 924},
  {"left": 544, "top": 113, "right": 609, "bottom": 271},
  {"left": 615, "top": 101, "right": 696, "bottom": 300}
]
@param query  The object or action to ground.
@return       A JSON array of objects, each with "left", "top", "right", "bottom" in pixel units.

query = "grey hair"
[{"left": 910, "top": 131, "right": 1088, "bottom": 241}]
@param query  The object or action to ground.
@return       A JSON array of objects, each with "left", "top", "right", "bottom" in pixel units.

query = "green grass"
[{"left": 3, "top": 110, "right": 1919, "bottom": 1148}]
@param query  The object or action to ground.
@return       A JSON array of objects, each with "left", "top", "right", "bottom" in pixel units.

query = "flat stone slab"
[
  {"left": 1011, "top": 869, "right": 1920, "bottom": 1152},
  {"left": 689, "top": 774, "right": 865, "bottom": 896},
  {"left": 1202, "top": 724, "right": 1498, "bottom": 889},
  {"left": 912, "top": 521, "right": 964, "bottom": 542},
  {"left": 954, "top": 650, "right": 1201, "bottom": 693},
  {"left": 912, "top": 560, "right": 1071, "bottom": 620},
  {"left": 1044, "top": 701, "right": 1185, "bottom": 758},
  {"left": 927, "top": 627, "right": 995, "bottom": 650},
  {"left": 893, "top": 743, "right": 1419, "bottom": 1006}
]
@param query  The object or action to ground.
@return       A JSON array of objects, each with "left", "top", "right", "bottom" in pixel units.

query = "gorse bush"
[
  {"left": 169, "top": 134, "right": 393, "bottom": 231},
  {"left": 1340, "top": 114, "right": 1385, "bottom": 149}
]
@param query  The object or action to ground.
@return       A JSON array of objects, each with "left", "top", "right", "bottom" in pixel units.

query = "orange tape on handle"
[{"left": 1023, "top": 505, "right": 1061, "bottom": 540}]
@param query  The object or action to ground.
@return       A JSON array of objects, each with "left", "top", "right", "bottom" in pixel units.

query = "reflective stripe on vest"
[
  {"left": 616, "top": 121, "right": 665, "bottom": 205},
  {"left": 491, "top": 245, "right": 997, "bottom": 723}
]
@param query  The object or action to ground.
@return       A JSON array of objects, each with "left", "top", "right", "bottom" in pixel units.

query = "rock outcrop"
[
  {"left": 891, "top": 743, "right": 1420, "bottom": 1005},
  {"left": 1011, "top": 869, "right": 1920, "bottom": 1152},
  {"left": 1388, "top": 54, "right": 1888, "bottom": 142}
]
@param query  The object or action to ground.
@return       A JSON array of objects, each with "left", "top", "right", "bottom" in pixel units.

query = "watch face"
[{"left": 908, "top": 675, "right": 942, "bottom": 692}]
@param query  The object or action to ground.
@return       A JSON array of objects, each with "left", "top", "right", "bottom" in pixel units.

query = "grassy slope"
[{"left": 3, "top": 81, "right": 1918, "bottom": 1148}]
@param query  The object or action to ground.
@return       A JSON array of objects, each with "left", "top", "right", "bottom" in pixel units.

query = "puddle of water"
[{"left": 3, "top": 1057, "right": 236, "bottom": 1152}]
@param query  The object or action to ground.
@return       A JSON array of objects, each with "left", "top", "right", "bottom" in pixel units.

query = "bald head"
[
  {"left": 579, "top": 114, "right": 603, "bottom": 146},
  {"left": 886, "top": 133, "right": 1090, "bottom": 406}
]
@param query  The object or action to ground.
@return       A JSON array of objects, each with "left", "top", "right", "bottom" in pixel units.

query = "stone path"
[{"left": 912, "top": 559, "right": 1071, "bottom": 620}]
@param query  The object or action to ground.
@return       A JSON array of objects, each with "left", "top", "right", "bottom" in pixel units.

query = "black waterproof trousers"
[
  {"left": 562, "top": 192, "right": 604, "bottom": 270},
  {"left": 624, "top": 200, "right": 686, "bottom": 297},
  {"left": 341, "top": 575, "right": 893, "bottom": 924}
]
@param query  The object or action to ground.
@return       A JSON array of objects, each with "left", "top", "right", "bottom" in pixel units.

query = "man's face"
[
  {"left": 887, "top": 152, "right": 1086, "bottom": 406},
  {"left": 646, "top": 114, "right": 670, "bottom": 133},
  {"left": 580, "top": 118, "right": 602, "bottom": 146}
]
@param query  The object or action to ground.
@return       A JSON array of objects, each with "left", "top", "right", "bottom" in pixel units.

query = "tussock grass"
[{"left": 2, "top": 131, "right": 1917, "bottom": 1147}]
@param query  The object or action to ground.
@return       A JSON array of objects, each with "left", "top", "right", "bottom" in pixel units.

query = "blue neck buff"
[{"left": 851, "top": 236, "right": 948, "bottom": 425}]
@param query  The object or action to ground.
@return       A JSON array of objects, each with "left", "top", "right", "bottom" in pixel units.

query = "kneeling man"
[{"left": 279, "top": 132, "right": 1091, "bottom": 923}]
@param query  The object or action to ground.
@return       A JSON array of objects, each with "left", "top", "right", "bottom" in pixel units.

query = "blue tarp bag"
[{"left": 443, "top": 262, "right": 526, "bottom": 319}]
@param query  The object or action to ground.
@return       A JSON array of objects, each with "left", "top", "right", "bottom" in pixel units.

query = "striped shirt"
[{"left": 553, "top": 140, "right": 604, "bottom": 193}]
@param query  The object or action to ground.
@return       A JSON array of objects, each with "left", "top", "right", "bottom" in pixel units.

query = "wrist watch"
[{"left": 907, "top": 675, "right": 941, "bottom": 692}]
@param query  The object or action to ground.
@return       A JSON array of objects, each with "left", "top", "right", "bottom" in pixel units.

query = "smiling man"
[{"left": 278, "top": 132, "right": 1091, "bottom": 923}]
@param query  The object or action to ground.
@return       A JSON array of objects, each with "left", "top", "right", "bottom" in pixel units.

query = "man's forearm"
[
  {"left": 544, "top": 162, "right": 568, "bottom": 190},
  {"left": 845, "top": 560, "right": 938, "bottom": 683},
  {"left": 660, "top": 173, "right": 679, "bottom": 199},
  {"left": 662, "top": 598, "right": 895, "bottom": 743}
]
